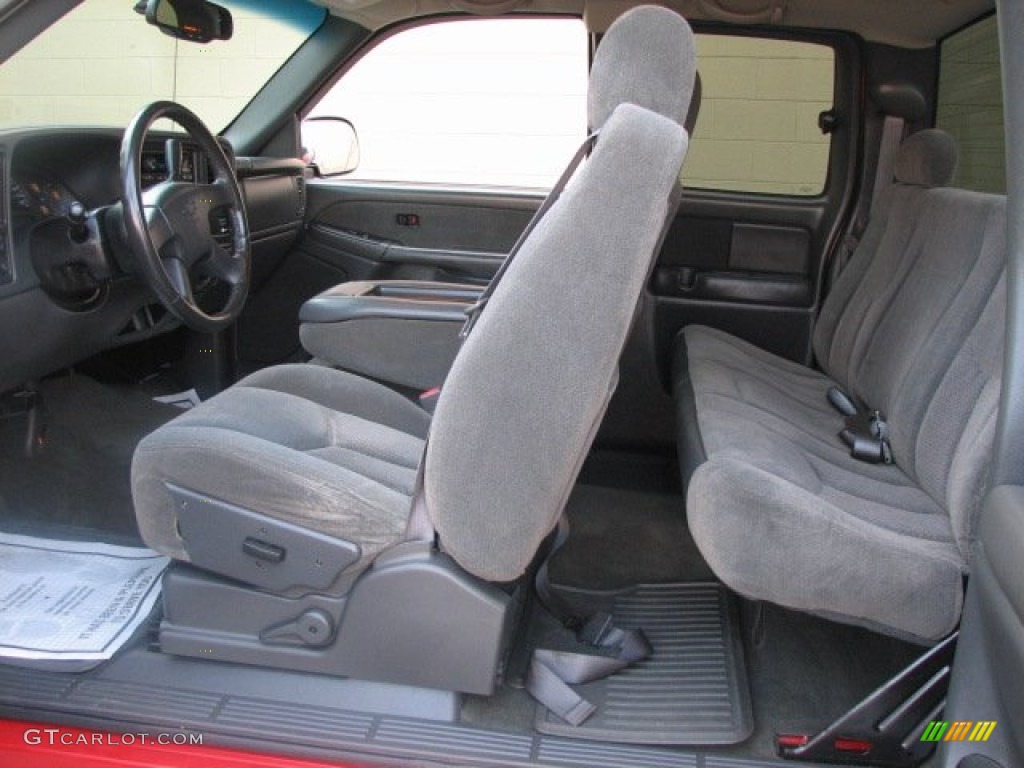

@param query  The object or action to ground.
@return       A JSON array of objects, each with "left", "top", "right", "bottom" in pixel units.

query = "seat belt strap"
[
  {"left": 830, "top": 233, "right": 861, "bottom": 285},
  {"left": 527, "top": 516, "right": 652, "bottom": 726},
  {"left": 460, "top": 131, "right": 600, "bottom": 339},
  {"left": 404, "top": 458, "right": 435, "bottom": 542},
  {"left": 534, "top": 516, "right": 577, "bottom": 624},
  {"left": 526, "top": 614, "right": 652, "bottom": 726},
  {"left": 870, "top": 115, "right": 905, "bottom": 218},
  {"left": 829, "top": 115, "right": 905, "bottom": 285},
  {"left": 525, "top": 653, "right": 598, "bottom": 726}
]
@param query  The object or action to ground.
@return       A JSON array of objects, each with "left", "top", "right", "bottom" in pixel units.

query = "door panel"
[
  {"left": 236, "top": 181, "right": 541, "bottom": 365},
  {"left": 303, "top": 225, "right": 505, "bottom": 283},
  {"left": 595, "top": 179, "right": 845, "bottom": 450},
  {"left": 307, "top": 187, "right": 538, "bottom": 253},
  {"left": 937, "top": 487, "right": 1024, "bottom": 767},
  {"left": 653, "top": 195, "right": 829, "bottom": 366},
  {"left": 656, "top": 215, "right": 814, "bottom": 276}
]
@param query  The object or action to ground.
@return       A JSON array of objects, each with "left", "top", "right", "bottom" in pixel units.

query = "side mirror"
[
  {"left": 134, "top": 0, "right": 233, "bottom": 44},
  {"left": 301, "top": 117, "right": 360, "bottom": 176}
]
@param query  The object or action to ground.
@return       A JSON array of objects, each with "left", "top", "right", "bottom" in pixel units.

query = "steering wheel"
[{"left": 120, "top": 101, "right": 250, "bottom": 333}]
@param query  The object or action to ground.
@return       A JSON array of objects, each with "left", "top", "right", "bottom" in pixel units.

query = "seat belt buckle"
[
  {"left": 840, "top": 411, "right": 893, "bottom": 465},
  {"left": 826, "top": 385, "right": 858, "bottom": 418},
  {"left": 578, "top": 612, "right": 615, "bottom": 646}
]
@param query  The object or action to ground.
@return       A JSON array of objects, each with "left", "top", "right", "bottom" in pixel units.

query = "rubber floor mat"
[{"left": 532, "top": 582, "right": 753, "bottom": 745}]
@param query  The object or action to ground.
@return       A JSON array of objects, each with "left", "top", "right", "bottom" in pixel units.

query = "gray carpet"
[
  {"left": 548, "top": 484, "right": 714, "bottom": 588},
  {"left": 740, "top": 601, "right": 925, "bottom": 761},
  {"left": 0, "top": 373, "right": 179, "bottom": 539}
]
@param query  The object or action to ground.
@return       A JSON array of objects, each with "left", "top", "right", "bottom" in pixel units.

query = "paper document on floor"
[
  {"left": 0, "top": 531, "right": 168, "bottom": 672},
  {"left": 153, "top": 388, "right": 202, "bottom": 409}
]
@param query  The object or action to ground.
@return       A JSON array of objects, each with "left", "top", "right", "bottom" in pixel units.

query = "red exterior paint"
[{"left": 0, "top": 719, "right": 371, "bottom": 768}]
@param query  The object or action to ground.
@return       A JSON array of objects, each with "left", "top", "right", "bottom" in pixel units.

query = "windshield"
[{"left": 0, "top": 0, "right": 325, "bottom": 132}]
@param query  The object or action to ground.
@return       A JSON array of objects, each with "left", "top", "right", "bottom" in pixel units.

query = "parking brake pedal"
[{"left": 777, "top": 632, "right": 957, "bottom": 767}]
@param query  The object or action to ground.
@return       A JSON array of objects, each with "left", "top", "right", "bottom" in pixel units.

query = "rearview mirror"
[
  {"left": 135, "top": 0, "right": 233, "bottom": 44},
  {"left": 301, "top": 117, "right": 360, "bottom": 176}
]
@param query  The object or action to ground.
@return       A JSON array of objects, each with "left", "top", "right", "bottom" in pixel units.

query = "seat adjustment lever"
[
  {"left": 242, "top": 537, "right": 286, "bottom": 563},
  {"left": 260, "top": 609, "right": 335, "bottom": 648}
]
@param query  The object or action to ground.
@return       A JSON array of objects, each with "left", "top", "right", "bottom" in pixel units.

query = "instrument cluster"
[{"left": 10, "top": 174, "right": 77, "bottom": 220}]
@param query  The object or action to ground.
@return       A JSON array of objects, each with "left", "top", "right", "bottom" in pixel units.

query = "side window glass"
[
  {"left": 305, "top": 18, "right": 588, "bottom": 188},
  {"left": 686, "top": 34, "right": 835, "bottom": 196},
  {"left": 936, "top": 15, "right": 1005, "bottom": 194}
]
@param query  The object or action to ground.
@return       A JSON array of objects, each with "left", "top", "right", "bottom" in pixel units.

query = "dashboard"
[
  {"left": 8, "top": 143, "right": 205, "bottom": 226},
  {"left": 10, "top": 175, "right": 77, "bottom": 220},
  {"left": 140, "top": 145, "right": 200, "bottom": 187},
  {"left": 0, "top": 126, "right": 307, "bottom": 394},
  {"left": 0, "top": 128, "right": 226, "bottom": 392},
  {"left": 2, "top": 132, "right": 215, "bottom": 286}
]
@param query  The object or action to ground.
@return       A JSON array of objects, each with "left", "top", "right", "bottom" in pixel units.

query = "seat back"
[
  {"left": 813, "top": 130, "right": 959, "bottom": 385},
  {"left": 814, "top": 130, "right": 1006, "bottom": 557},
  {"left": 423, "top": 6, "right": 696, "bottom": 582},
  {"left": 854, "top": 188, "right": 1006, "bottom": 557}
]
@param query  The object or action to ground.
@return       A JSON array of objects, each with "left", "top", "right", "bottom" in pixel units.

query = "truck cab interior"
[{"left": 0, "top": 1, "right": 1022, "bottom": 767}]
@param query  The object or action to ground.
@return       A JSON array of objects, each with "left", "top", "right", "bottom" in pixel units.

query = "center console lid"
[
  {"left": 299, "top": 281, "right": 482, "bottom": 325},
  {"left": 299, "top": 280, "right": 482, "bottom": 391}
]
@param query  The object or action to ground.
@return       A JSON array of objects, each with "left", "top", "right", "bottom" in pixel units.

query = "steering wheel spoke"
[
  {"left": 121, "top": 101, "right": 250, "bottom": 333},
  {"left": 144, "top": 206, "right": 175, "bottom": 254},
  {"left": 201, "top": 178, "right": 235, "bottom": 209},
  {"left": 197, "top": 239, "right": 243, "bottom": 285},
  {"left": 162, "top": 255, "right": 195, "bottom": 305}
]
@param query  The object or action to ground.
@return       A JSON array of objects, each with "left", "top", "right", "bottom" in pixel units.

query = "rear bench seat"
[{"left": 673, "top": 130, "right": 1007, "bottom": 643}]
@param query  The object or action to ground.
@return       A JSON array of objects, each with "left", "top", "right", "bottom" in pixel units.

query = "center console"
[{"left": 299, "top": 280, "right": 482, "bottom": 391}]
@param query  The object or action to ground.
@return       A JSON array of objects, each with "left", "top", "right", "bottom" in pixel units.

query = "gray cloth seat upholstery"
[
  {"left": 133, "top": 363, "right": 430, "bottom": 573},
  {"left": 674, "top": 129, "right": 1007, "bottom": 642},
  {"left": 133, "top": 6, "right": 697, "bottom": 589}
]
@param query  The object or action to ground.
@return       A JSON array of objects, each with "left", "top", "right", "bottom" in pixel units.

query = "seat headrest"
[
  {"left": 588, "top": 6, "right": 697, "bottom": 131},
  {"left": 871, "top": 82, "right": 927, "bottom": 122},
  {"left": 894, "top": 129, "right": 958, "bottom": 188}
]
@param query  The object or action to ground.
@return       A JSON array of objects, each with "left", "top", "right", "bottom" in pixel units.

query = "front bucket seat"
[{"left": 131, "top": 5, "right": 697, "bottom": 693}]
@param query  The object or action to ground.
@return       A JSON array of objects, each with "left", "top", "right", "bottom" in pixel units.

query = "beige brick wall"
[
  {"left": 685, "top": 35, "right": 833, "bottom": 195},
  {"left": 936, "top": 15, "right": 1005, "bottom": 195},
  {"left": 311, "top": 25, "right": 833, "bottom": 194},
  {"left": 0, "top": 0, "right": 308, "bottom": 132}
]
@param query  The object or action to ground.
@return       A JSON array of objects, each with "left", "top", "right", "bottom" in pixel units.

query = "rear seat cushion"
[
  {"left": 679, "top": 327, "right": 964, "bottom": 642},
  {"left": 688, "top": 450, "right": 964, "bottom": 641},
  {"left": 674, "top": 130, "right": 1005, "bottom": 642},
  {"left": 674, "top": 326, "right": 838, "bottom": 485}
]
